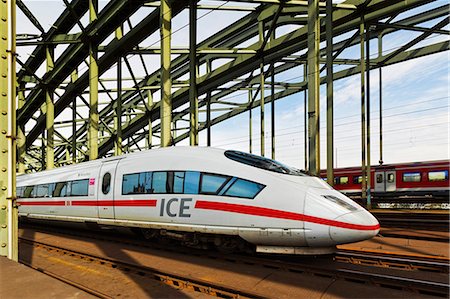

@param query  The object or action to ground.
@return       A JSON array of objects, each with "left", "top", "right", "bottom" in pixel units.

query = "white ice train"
[{"left": 17, "top": 147, "right": 380, "bottom": 255}]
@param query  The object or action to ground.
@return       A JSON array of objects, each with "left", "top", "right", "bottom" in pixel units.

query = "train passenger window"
[
  {"left": 53, "top": 182, "right": 68, "bottom": 197},
  {"left": 71, "top": 179, "right": 89, "bottom": 196},
  {"left": 402, "top": 172, "right": 421, "bottom": 182},
  {"left": 152, "top": 172, "right": 168, "bottom": 193},
  {"left": 376, "top": 174, "right": 383, "bottom": 183},
  {"left": 102, "top": 173, "right": 111, "bottom": 195},
  {"left": 224, "top": 179, "right": 265, "bottom": 199},
  {"left": 35, "top": 184, "right": 49, "bottom": 197},
  {"left": 387, "top": 173, "right": 395, "bottom": 183},
  {"left": 428, "top": 170, "right": 448, "bottom": 182},
  {"left": 353, "top": 176, "right": 362, "bottom": 184},
  {"left": 173, "top": 172, "right": 185, "bottom": 194},
  {"left": 123, "top": 173, "right": 139, "bottom": 195},
  {"left": 200, "top": 173, "right": 230, "bottom": 194},
  {"left": 184, "top": 171, "right": 200, "bottom": 194},
  {"left": 16, "top": 187, "right": 23, "bottom": 198},
  {"left": 334, "top": 177, "right": 349, "bottom": 185},
  {"left": 23, "top": 186, "right": 34, "bottom": 198}
]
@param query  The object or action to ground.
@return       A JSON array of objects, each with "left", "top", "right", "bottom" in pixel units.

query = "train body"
[
  {"left": 17, "top": 147, "right": 379, "bottom": 255},
  {"left": 321, "top": 160, "right": 450, "bottom": 199}
]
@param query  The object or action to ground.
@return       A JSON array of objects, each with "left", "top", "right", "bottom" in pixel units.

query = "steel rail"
[
  {"left": 19, "top": 237, "right": 267, "bottom": 299},
  {"left": 20, "top": 225, "right": 450, "bottom": 297},
  {"left": 335, "top": 249, "right": 450, "bottom": 274}
]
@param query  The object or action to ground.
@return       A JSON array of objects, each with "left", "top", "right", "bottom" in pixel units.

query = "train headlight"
[{"left": 322, "top": 195, "right": 358, "bottom": 211}]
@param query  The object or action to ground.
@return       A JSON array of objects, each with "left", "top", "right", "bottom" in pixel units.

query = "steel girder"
[
  {"left": 93, "top": 0, "right": 438, "bottom": 157},
  {"left": 17, "top": 0, "right": 449, "bottom": 168},
  {"left": 19, "top": 0, "right": 148, "bottom": 128},
  {"left": 23, "top": 0, "right": 188, "bottom": 150}
]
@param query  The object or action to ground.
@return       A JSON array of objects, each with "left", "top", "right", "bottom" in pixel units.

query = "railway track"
[
  {"left": 335, "top": 249, "right": 449, "bottom": 274},
  {"left": 372, "top": 211, "right": 450, "bottom": 232},
  {"left": 22, "top": 223, "right": 449, "bottom": 274},
  {"left": 19, "top": 226, "right": 450, "bottom": 298},
  {"left": 19, "top": 237, "right": 266, "bottom": 299}
]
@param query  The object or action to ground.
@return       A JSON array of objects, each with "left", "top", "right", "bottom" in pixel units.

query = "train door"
[
  {"left": 374, "top": 171, "right": 396, "bottom": 192},
  {"left": 97, "top": 160, "right": 119, "bottom": 219},
  {"left": 374, "top": 172, "right": 385, "bottom": 192},
  {"left": 385, "top": 171, "right": 396, "bottom": 192}
]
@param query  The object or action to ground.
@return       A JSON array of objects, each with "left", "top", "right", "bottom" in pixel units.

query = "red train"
[{"left": 320, "top": 160, "right": 449, "bottom": 200}]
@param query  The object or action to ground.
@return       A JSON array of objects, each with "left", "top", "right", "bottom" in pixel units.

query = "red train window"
[
  {"left": 428, "top": 170, "right": 449, "bottom": 182},
  {"left": 402, "top": 172, "right": 421, "bottom": 182}
]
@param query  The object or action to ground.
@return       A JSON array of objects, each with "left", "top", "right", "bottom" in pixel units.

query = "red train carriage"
[{"left": 320, "top": 160, "right": 450, "bottom": 199}]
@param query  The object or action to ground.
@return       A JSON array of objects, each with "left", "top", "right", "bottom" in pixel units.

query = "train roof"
[{"left": 18, "top": 146, "right": 228, "bottom": 178}]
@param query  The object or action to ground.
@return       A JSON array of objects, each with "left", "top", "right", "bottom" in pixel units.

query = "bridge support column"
[
  {"left": 189, "top": 0, "right": 198, "bottom": 146},
  {"left": 147, "top": 91, "right": 153, "bottom": 149},
  {"left": 326, "top": 0, "right": 334, "bottom": 186},
  {"left": 160, "top": 0, "right": 172, "bottom": 147},
  {"left": 45, "top": 46, "right": 54, "bottom": 169},
  {"left": 307, "top": 0, "right": 320, "bottom": 175},
  {"left": 89, "top": 0, "right": 98, "bottom": 160},
  {"left": 17, "top": 84, "right": 26, "bottom": 173},
  {"left": 115, "top": 27, "right": 123, "bottom": 156},
  {"left": 360, "top": 19, "right": 367, "bottom": 200},
  {"left": 259, "top": 21, "right": 265, "bottom": 157},
  {"left": 0, "top": 0, "right": 18, "bottom": 261}
]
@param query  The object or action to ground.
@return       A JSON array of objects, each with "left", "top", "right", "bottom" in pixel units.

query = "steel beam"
[
  {"left": 307, "top": 0, "right": 320, "bottom": 175},
  {"left": 17, "top": 84, "right": 25, "bottom": 173},
  {"left": 378, "top": 33, "right": 383, "bottom": 165},
  {"left": 160, "top": 0, "right": 172, "bottom": 147},
  {"left": 129, "top": 40, "right": 449, "bottom": 151},
  {"left": 115, "top": 26, "right": 123, "bottom": 156},
  {"left": 147, "top": 90, "right": 153, "bottom": 149},
  {"left": 189, "top": 0, "right": 199, "bottom": 146},
  {"left": 366, "top": 25, "right": 372, "bottom": 209},
  {"left": 0, "top": 0, "right": 18, "bottom": 261},
  {"left": 45, "top": 46, "right": 55, "bottom": 169},
  {"left": 259, "top": 21, "right": 265, "bottom": 157},
  {"left": 360, "top": 19, "right": 367, "bottom": 200},
  {"left": 88, "top": 0, "right": 98, "bottom": 160},
  {"left": 326, "top": 0, "right": 334, "bottom": 186},
  {"left": 249, "top": 90, "right": 253, "bottom": 153}
]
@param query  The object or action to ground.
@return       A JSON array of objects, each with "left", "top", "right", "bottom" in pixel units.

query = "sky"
[{"left": 16, "top": 0, "right": 449, "bottom": 170}]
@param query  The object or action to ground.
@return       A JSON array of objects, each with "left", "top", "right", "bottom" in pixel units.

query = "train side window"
[
  {"left": 16, "top": 187, "right": 23, "bottom": 198},
  {"left": 144, "top": 172, "right": 153, "bottom": 193},
  {"left": 123, "top": 173, "right": 139, "bottom": 195},
  {"left": 23, "top": 186, "right": 34, "bottom": 198},
  {"left": 184, "top": 171, "right": 200, "bottom": 194},
  {"left": 152, "top": 172, "right": 168, "bottom": 194},
  {"left": 402, "top": 172, "right": 421, "bottom": 182},
  {"left": 335, "top": 176, "right": 349, "bottom": 185},
  {"left": 53, "top": 182, "right": 68, "bottom": 197},
  {"left": 224, "top": 179, "right": 265, "bottom": 199},
  {"left": 173, "top": 172, "right": 185, "bottom": 194},
  {"left": 71, "top": 179, "right": 89, "bottom": 196},
  {"left": 387, "top": 173, "right": 395, "bottom": 183},
  {"left": 353, "top": 176, "right": 362, "bottom": 184},
  {"left": 35, "top": 184, "right": 49, "bottom": 197},
  {"left": 376, "top": 174, "right": 383, "bottom": 183},
  {"left": 102, "top": 173, "right": 111, "bottom": 195},
  {"left": 428, "top": 170, "right": 448, "bottom": 182},
  {"left": 200, "top": 173, "right": 230, "bottom": 194}
]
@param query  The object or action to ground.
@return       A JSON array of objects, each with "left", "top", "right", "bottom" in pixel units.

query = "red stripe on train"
[
  {"left": 19, "top": 201, "right": 65, "bottom": 206},
  {"left": 18, "top": 199, "right": 157, "bottom": 207},
  {"left": 195, "top": 200, "right": 380, "bottom": 231}
]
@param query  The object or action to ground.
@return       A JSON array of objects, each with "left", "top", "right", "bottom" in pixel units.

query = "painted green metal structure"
[{"left": 1, "top": 0, "right": 449, "bottom": 259}]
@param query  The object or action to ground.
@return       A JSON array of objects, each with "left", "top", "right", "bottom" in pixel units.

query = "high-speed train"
[{"left": 17, "top": 147, "right": 380, "bottom": 255}]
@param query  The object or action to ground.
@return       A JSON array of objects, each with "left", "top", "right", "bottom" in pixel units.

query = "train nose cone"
[{"left": 329, "top": 210, "right": 380, "bottom": 244}]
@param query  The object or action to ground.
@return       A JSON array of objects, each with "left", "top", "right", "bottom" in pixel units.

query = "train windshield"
[{"left": 224, "top": 150, "right": 308, "bottom": 176}]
